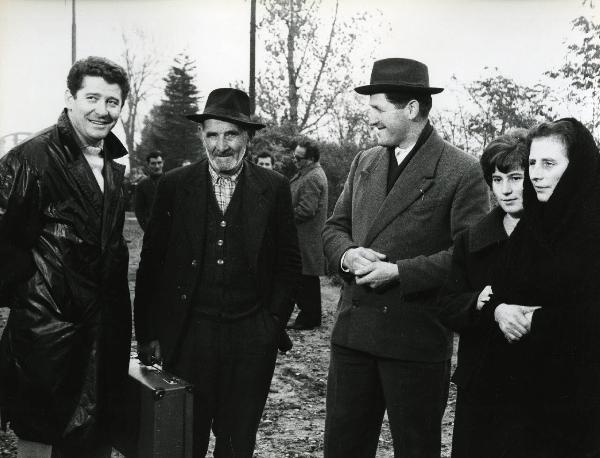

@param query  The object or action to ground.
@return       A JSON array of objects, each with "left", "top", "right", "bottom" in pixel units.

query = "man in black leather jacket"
[{"left": 0, "top": 56, "right": 131, "bottom": 458}]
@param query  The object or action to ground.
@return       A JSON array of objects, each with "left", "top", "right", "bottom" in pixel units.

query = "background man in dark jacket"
[
  {"left": 135, "top": 151, "right": 164, "bottom": 231},
  {"left": 322, "top": 58, "right": 488, "bottom": 457},
  {"left": 134, "top": 88, "right": 300, "bottom": 458},
  {"left": 287, "top": 138, "right": 328, "bottom": 330},
  {"left": 0, "top": 56, "right": 131, "bottom": 458}
]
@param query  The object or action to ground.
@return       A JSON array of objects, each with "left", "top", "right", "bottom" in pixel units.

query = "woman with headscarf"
[
  {"left": 480, "top": 118, "right": 600, "bottom": 457},
  {"left": 439, "top": 130, "right": 530, "bottom": 457}
]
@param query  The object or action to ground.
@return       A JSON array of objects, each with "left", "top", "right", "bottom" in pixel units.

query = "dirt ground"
[{"left": 0, "top": 213, "right": 457, "bottom": 457}]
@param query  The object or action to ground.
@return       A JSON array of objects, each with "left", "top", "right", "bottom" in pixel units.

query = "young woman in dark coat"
[
  {"left": 439, "top": 130, "right": 530, "bottom": 457},
  {"left": 479, "top": 118, "right": 600, "bottom": 457}
]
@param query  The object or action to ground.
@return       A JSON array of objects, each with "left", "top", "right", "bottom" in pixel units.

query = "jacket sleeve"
[
  {"left": 322, "top": 153, "right": 361, "bottom": 276},
  {"left": 0, "top": 151, "right": 42, "bottom": 303},
  {"left": 438, "top": 230, "right": 480, "bottom": 332},
  {"left": 396, "top": 160, "right": 489, "bottom": 295},
  {"left": 293, "top": 172, "right": 323, "bottom": 223},
  {"left": 269, "top": 177, "right": 302, "bottom": 320},
  {"left": 133, "top": 177, "right": 173, "bottom": 344}
]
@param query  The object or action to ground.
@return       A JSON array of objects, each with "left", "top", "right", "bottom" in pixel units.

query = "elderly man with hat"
[
  {"left": 134, "top": 88, "right": 301, "bottom": 457},
  {"left": 322, "top": 58, "right": 489, "bottom": 457}
]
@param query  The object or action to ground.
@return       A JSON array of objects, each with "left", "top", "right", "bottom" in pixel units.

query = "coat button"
[
  {"left": 220, "top": 220, "right": 227, "bottom": 228},
  {"left": 191, "top": 259, "right": 198, "bottom": 267},
  {"left": 382, "top": 306, "right": 388, "bottom": 313},
  {"left": 217, "top": 259, "right": 224, "bottom": 265},
  {"left": 217, "top": 239, "right": 224, "bottom": 246},
  {"left": 181, "top": 294, "right": 187, "bottom": 301}
]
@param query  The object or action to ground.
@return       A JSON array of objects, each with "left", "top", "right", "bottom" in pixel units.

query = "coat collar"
[
  {"left": 468, "top": 206, "right": 509, "bottom": 252},
  {"left": 361, "top": 127, "right": 445, "bottom": 246},
  {"left": 56, "top": 109, "right": 128, "bottom": 161},
  {"left": 291, "top": 161, "right": 320, "bottom": 182}
]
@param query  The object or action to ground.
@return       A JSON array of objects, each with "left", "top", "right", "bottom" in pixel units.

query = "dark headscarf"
[{"left": 487, "top": 118, "right": 600, "bottom": 454}]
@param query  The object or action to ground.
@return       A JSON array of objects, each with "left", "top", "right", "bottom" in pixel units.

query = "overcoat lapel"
[
  {"left": 352, "top": 151, "right": 389, "bottom": 245},
  {"left": 182, "top": 161, "right": 209, "bottom": 260},
  {"left": 100, "top": 161, "right": 125, "bottom": 251},
  {"left": 363, "top": 130, "right": 444, "bottom": 246},
  {"left": 67, "top": 157, "right": 104, "bottom": 230},
  {"left": 242, "top": 164, "right": 270, "bottom": 270}
]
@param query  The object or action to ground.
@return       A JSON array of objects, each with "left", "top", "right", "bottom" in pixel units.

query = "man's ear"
[
  {"left": 65, "top": 89, "right": 74, "bottom": 110},
  {"left": 406, "top": 99, "right": 420, "bottom": 121}
]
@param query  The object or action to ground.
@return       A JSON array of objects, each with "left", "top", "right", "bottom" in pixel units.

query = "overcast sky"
[{"left": 0, "top": 0, "right": 593, "bottom": 145}]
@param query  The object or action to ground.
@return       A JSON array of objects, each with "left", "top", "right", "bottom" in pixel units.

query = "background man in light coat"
[
  {"left": 322, "top": 58, "right": 489, "bottom": 457},
  {"left": 0, "top": 56, "right": 131, "bottom": 458},
  {"left": 288, "top": 138, "right": 328, "bottom": 330}
]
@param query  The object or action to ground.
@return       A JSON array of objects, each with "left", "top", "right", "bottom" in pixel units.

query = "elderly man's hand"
[
  {"left": 138, "top": 340, "right": 162, "bottom": 366},
  {"left": 355, "top": 261, "right": 399, "bottom": 289},
  {"left": 494, "top": 304, "right": 540, "bottom": 342},
  {"left": 343, "top": 247, "right": 386, "bottom": 275}
]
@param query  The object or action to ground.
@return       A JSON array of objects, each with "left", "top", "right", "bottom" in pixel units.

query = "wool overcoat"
[
  {"left": 133, "top": 159, "right": 301, "bottom": 364},
  {"left": 322, "top": 127, "right": 489, "bottom": 361},
  {"left": 0, "top": 111, "right": 132, "bottom": 450},
  {"left": 134, "top": 175, "right": 160, "bottom": 231},
  {"left": 290, "top": 162, "right": 328, "bottom": 276}
]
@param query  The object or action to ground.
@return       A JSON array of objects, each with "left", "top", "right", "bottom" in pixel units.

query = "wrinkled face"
[
  {"left": 529, "top": 136, "right": 570, "bottom": 203},
  {"left": 491, "top": 166, "right": 524, "bottom": 217},
  {"left": 201, "top": 118, "right": 249, "bottom": 174},
  {"left": 65, "top": 76, "right": 123, "bottom": 146},
  {"left": 368, "top": 93, "right": 411, "bottom": 147},
  {"left": 257, "top": 157, "right": 273, "bottom": 169},
  {"left": 147, "top": 156, "right": 164, "bottom": 177}
]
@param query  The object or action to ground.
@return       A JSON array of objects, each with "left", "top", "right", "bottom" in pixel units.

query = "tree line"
[{"left": 120, "top": 0, "right": 600, "bottom": 212}]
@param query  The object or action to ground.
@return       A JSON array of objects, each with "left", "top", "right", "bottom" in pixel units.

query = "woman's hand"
[
  {"left": 476, "top": 285, "right": 493, "bottom": 310},
  {"left": 494, "top": 303, "right": 541, "bottom": 342}
]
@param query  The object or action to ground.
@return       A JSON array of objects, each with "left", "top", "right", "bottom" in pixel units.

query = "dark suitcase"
[{"left": 113, "top": 359, "right": 194, "bottom": 458}]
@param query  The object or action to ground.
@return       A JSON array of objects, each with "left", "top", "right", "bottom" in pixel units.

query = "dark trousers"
[
  {"left": 324, "top": 344, "right": 450, "bottom": 458},
  {"left": 171, "top": 309, "right": 278, "bottom": 458},
  {"left": 293, "top": 274, "right": 321, "bottom": 326}
]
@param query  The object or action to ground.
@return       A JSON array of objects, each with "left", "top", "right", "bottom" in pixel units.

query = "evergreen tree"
[{"left": 137, "top": 54, "right": 204, "bottom": 171}]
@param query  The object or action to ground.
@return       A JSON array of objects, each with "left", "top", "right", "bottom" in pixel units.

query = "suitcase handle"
[{"left": 141, "top": 363, "right": 180, "bottom": 386}]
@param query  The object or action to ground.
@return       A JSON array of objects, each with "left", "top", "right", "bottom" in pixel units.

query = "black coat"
[
  {"left": 483, "top": 119, "right": 600, "bottom": 456},
  {"left": 134, "top": 175, "right": 160, "bottom": 231},
  {"left": 134, "top": 159, "right": 301, "bottom": 364},
  {"left": 0, "top": 111, "right": 132, "bottom": 450},
  {"left": 439, "top": 206, "right": 508, "bottom": 394}
]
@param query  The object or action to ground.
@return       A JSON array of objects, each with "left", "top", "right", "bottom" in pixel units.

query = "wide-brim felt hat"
[
  {"left": 186, "top": 88, "right": 266, "bottom": 129},
  {"left": 355, "top": 58, "right": 444, "bottom": 95}
]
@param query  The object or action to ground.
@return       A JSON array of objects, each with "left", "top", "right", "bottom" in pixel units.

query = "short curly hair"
[
  {"left": 480, "top": 129, "right": 528, "bottom": 187},
  {"left": 67, "top": 56, "right": 130, "bottom": 104}
]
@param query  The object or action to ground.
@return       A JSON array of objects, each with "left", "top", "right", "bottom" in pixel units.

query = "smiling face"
[
  {"left": 65, "top": 76, "right": 123, "bottom": 146},
  {"left": 529, "top": 135, "right": 570, "bottom": 202},
  {"left": 368, "top": 93, "right": 413, "bottom": 148},
  {"left": 201, "top": 118, "right": 249, "bottom": 174},
  {"left": 491, "top": 167, "right": 524, "bottom": 217}
]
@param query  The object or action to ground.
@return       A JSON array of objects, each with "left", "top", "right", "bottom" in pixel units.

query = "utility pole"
[
  {"left": 71, "top": 0, "right": 76, "bottom": 64},
  {"left": 249, "top": 0, "right": 256, "bottom": 114}
]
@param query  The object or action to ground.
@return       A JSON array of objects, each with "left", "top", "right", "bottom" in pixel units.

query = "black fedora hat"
[
  {"left": 186, "top": 88, "right": 266, "bottom": 129},
  {"left": 355, "top": 58, "right": 443, "bottom": 95}
]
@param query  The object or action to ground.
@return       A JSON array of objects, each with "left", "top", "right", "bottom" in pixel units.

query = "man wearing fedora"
[
  {"left": 322, "top": 58, "right": 488, "bottom": 457},
  {"left": 134, "top": 88, "right": 301, "bottom": 457}
]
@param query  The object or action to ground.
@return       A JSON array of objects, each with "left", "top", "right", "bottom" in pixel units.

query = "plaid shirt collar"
[{"left": 208, "top": 162, "right": 244, "bottom": 213}]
